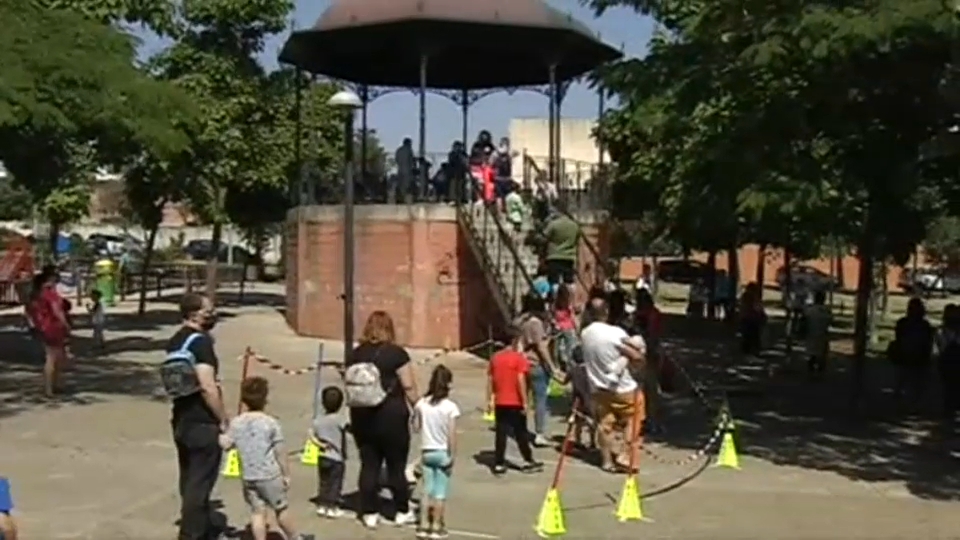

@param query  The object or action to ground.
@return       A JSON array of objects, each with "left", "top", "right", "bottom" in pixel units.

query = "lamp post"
[{"left": 328, "top": 89, "right": 362, "bottom": 363}]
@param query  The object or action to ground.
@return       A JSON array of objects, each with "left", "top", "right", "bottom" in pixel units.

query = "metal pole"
[
  {"left": 293, "top": 68, "right": 303, "bottom": 205},
  {"left": 360, "top": 85, "right": 369, "bottom": 197},
  {"left": 343, "top": 109, "right": 356, "bottom": 363},
  {"left": 598, "top": 86, "right": 606, "bottom": 167},
  {"left": 461, "top": 90, "right": 469, "bottom": 153},
  {"left": 555, "top": 83, "right": 564, "bottom": 191},
  {"left": 418, "top": 54, "right": 429, "bottom": 202},
  {"left": 547, "top": 64, "right": 557, "bottom": 187}
]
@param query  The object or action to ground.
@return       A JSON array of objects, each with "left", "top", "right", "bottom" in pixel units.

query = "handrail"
[
  {"left": 522, "top": 154, "right": 608, "bottom": 287},
  {"left": 454, "top": 183, "right": 537, "bottom": 320}
]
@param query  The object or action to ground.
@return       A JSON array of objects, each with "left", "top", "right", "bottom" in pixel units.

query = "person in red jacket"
[{"left": 27, "top": 267, "right": 71, "bottom": 397}]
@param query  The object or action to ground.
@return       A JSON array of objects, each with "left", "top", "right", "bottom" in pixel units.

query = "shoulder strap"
[{"left": 178, "top": 332, "right": 204, "bottom": 357}]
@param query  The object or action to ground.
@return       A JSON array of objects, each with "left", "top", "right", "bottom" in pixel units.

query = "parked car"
[
  {"left": 656, "top": 259, "right": 711, "bottom": 284},
  {"left": 775, "top": 265, "right": 838, "bottom": 292},
  {"left": 183, "top": 240, "right": 261, "bottom": 280},
  {"left": 899, "top": 267, "right": 960, "bottom": 295}
]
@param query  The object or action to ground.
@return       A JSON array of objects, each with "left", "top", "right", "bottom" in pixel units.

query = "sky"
[{"left": 139, "top": 0, "right": 654, "bottom": 153}]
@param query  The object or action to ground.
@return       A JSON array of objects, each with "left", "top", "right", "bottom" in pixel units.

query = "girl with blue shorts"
[{"left": 413, "top": 365, "right": 460, "bottom": 539}]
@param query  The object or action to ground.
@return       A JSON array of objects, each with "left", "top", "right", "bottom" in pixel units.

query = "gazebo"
[{"left": 280, "top": 0, "right": 620, "bottom": 350}]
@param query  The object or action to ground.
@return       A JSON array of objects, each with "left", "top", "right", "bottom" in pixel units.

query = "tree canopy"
[{"left": 589, "top": 0, "right": 960, "bottom": 381}]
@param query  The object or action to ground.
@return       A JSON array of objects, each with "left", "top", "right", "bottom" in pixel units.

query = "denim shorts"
[{"left": 421, "top": 450, "right": 452, "bottom": 501}]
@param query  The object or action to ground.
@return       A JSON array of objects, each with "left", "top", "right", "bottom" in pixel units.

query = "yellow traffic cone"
[
  {"left": 615, "top": 476, "right": 645, "bottom": 522},
  {"left": 534, "top": 488, "right": 566, "bottom": 538},
  {"left": 716, "top": 431, "right": 740, "bottom": 469},
  {"left": 300, "top": 439, "right": 322, "bottom": 466},
  {"left": 221, "top": 448, "right": 241, "bottom": 478}
]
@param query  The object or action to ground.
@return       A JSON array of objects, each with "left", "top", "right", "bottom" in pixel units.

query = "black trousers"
[
  {"left": 354, "top": 424, "right": 410, "bottom": 517},
  {"left": 493, "top": 405, "right": 534, "bottom": 466},
  {"left": 173, "top": 421, "right": 221, "bottom": 540},
  {"left": 316, "top": 457, "right": 345, "bottom": 507}
]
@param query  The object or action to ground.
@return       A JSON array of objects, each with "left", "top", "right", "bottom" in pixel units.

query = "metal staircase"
[{"left": 456, "top": 199, "right": 537, "bottom": 323}]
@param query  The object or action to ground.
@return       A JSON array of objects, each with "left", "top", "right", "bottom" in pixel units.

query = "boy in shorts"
[{"left": 225, "top": 377, "right": 313, "bottom": 540}]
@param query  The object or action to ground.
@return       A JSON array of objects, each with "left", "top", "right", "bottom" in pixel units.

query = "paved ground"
[{"left": 1, "top": 285, "right": 960, "bottom": 539}]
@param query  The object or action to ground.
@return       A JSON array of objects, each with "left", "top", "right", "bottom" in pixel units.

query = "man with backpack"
[{"left": 161, "top": 293, "right": 229, "bottom": 540}]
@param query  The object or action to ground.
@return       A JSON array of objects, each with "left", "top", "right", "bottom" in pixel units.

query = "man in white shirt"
[{"left": 580, "top": 300, "right": 646, "bottom": 472}]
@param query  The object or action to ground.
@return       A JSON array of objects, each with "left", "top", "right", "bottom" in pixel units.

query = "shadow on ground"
[
  {"left": 618, "top": 311, "right": 960, "bottom": 502},
  {"left": 0, "top": 330, "right": 166, "bottom": 419}
]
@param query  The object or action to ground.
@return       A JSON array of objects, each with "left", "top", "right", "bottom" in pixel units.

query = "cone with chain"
[
  {"left": 615, "top": 476, "right": 646, "bottom": 522},
  {"left": 534, "top": 488, "right": 566, "bottom": 538},
  {"left": 221, "top": 448, "right": 241, "bottom": 478},
  {"left": 715, "top": 414, "right": 740, "bottom": 470},
  {"left": 300, "top": 438, "right": 322, "bottom": 466}
]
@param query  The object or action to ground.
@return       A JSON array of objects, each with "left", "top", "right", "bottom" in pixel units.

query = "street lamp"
[{"left": 328, "top": 89, "right": 362, "bottom": 362}]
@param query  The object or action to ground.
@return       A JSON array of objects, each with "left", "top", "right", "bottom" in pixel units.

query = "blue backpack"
[{"left": 159, "top": 333, "right": 205, "bottom": 399}]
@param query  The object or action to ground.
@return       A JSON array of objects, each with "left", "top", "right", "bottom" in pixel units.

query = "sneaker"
[
  {"left": 315, "top": 507, "right": 328, "bottom": 517},
  {"left": 361, "top": 513, "right": 380, "bottom": 529},
  {"left": 298, "top": 535, "right": 316, "bottom": 540},
  {"left": 492, "top": 464, "right": 507, "bottom": 475},
  {"left": 430, "top": 526, "right": 450, "bottom": 539},
  {"left": 532, "top": 434, "right": 550, "bottom": 447},
  {"left": 326, "top": 507, "right": 345, "bottom": 519},
  {"left": 394, "top": 510, "right": 417, "bottom": 527},
  {"left": 521, "top": 460, "right": 544, "bottom": 473},
  {"left": 416, "top": 525, "right": 432, "bottom": 539}
]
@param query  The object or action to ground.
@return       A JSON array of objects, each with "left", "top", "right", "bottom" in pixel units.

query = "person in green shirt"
[{"left": 541, "top": 200, "right": 580, "bottom": 287}]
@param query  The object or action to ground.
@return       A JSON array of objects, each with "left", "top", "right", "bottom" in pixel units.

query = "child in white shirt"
[
  {"left": 413, "top": 365, "right": 460, "bottom": 539},
  {"left": 87, "top": 289, "right": 105, "bottom": 352}
]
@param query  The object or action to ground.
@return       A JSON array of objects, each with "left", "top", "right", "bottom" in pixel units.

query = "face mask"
[{"left": 201, "top": 312, "right": 218, "bottom": 331}]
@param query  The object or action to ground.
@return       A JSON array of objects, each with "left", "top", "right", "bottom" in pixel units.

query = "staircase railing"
[
  {"left": 455, "top": 189, "right": 537, "bottom": 322},
  {"left": 521, "top": 154, "right": 609, "bottom": 289}
]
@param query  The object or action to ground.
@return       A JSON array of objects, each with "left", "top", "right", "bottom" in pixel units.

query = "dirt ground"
[{"left": 1, "top": 285, "right": 959, "bottom": 539}]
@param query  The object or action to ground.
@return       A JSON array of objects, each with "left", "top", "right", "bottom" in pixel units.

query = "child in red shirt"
[{"left": 486, "top": 325, "right": 544, "bottom": 475}]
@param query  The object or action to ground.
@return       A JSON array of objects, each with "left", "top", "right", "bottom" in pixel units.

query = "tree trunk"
[
  {"left": 755, "top": 243, "right": 767, "bottom": 299},
  {"left": 706, "top": 250, "right": 717, "bottom": 320},
  {"left": 205, "top": 221, "right": 223, "bottom": 303},
  {"left": 727, "top": 241, "right": 740, "bottom": 319},
  {"left": 784, "top": 249, "right": 794, "bottom": 356},
  {"left": 852, "top": 235, "right": 875, "bottom": 407},
  {"left": 47, "top": 223, "right": 60, "bottom": 264},
  {"left": 836, "top": 254, "right": 845, "bottom": 290},
  {"left": 137, "top": 222, "right": 159, "bottom": 316}
]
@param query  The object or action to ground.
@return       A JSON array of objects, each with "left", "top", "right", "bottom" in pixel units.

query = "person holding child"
[
  {"left": 310, "top": 387, "right": 349, "bottom": 519},
  {"left": 580, "top": 298, "right": 646, "bottom": 473},
  {"left": 413, "top": 365, "right": 460, "bottom": 539}
]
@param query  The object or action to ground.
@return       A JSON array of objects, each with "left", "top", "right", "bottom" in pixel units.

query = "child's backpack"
[
  {"left": 344, "top": 355, "right": 387, "bottom": 408},
  {"left": 159, "top": 333, "right": 205, "bottom": 399}
]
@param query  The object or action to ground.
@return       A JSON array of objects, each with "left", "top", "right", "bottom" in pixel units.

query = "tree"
[
  {"left": 924, "top": 215, "right": 960, "bottom": 269},
  {"left": 149, "top": 0, "right": 345, "bottom": 300},
  {"left": 0, "top": 175, "right": 33, "bottom": 222},
  {"left": 590, "top": 0, "right": 960, "bottom": 400},
  {"left": 124, "top": 152, "right": 193, "bottom": 315},
  {"left": 0, "top": 0, "right": 193, "bottom": 257}
]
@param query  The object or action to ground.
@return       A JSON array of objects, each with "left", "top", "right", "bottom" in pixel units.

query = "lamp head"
[{"left": 328, "top": 90, "right": 362, "bottom": 109}]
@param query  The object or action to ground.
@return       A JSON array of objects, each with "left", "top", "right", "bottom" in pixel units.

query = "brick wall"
[{"left": 286, "top": 205, "right": 503, "bottom": 350}]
